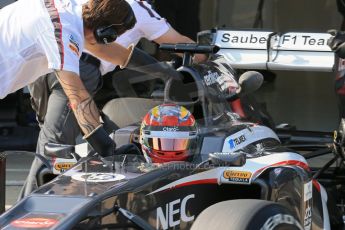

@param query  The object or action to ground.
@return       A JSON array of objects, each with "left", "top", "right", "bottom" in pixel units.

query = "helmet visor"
[{"left": 146, "top": 137, "right": 192, "bottom": 151}]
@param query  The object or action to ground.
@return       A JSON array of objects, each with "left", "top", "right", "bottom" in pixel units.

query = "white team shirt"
[
  {"left": 89, "top": 0, "right": 170, "bottom": 75},
  {"left": 0, "top": 0, "right": 84, "bottom": 99}
]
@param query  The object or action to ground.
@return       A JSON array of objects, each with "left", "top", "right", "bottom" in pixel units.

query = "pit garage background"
[
  {"left": 205, "top": 0, "right": 341, "bottom": 131},
  {"left": 140, "top": 0, "right": 343, "bottom": 131},
  {"left": 199, "top": 0, "right": 342, "bottom": 131}
]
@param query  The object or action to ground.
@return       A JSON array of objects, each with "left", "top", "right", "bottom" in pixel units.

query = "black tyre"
[{"left": 191, "top": 199, "right": 303, "bottom": 230}]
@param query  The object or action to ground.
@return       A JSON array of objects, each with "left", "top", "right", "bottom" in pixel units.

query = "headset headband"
[{"left": 94, "top": 7, "right": 136, "bottom": 44}]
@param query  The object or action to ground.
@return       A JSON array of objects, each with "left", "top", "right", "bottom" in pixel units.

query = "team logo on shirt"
[{"left": 68, "top": 34, "right": 80, "bottom": 56}]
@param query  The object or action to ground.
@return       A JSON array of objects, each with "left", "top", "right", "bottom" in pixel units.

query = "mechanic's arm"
[
  {"left": 55, "top": 70, "right": 114, "bottom": 156},
  {"left": 55, "top": 70, "right": 99, "bottom": 134},
  {"left": 85, "top": 42, "right": 134, "bottom": 68},
  {"left": 153, "top": 27, "right": 207, "bottom": 63}
]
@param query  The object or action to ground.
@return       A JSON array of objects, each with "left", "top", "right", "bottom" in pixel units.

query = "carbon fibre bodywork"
[{"left": 0, "top": 125, "right": 329, "bottom": 229}]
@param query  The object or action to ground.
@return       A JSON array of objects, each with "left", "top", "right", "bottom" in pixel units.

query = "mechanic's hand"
[
  {"left": 84, "top": 125, "right": 116, "bottom": 157},
  {"left": 327, "top": 30, "right": 345, "bottom": 58}
]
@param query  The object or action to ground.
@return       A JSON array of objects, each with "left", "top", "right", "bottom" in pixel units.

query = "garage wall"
[
  {"left": 200, "top": 0, "right": 342, "bottom": 131},
  {"left": 200, "top": 0, "right": 341, "bottom": 31}
]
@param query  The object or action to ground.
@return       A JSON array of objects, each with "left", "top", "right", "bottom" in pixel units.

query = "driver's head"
[{"left": 140, "top": 104, "right": 198, "bottom": 163}]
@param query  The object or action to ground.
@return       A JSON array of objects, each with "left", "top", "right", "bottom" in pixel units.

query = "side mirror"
[
  {"left": 225, "top": 71, "right": 264, "bottom": 102},
  {"left": 236, "top": 71, "right": 264, "bottom": 97},
  {"left": 208, "top": 151, "right": 246, "bottom": 167},
  {"left": 44, "top": 143, "right": 75, "bottom": 159}
]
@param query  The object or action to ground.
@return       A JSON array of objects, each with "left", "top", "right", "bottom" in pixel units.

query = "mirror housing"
[
  {"left": 208, "top": 151, "right": 246, "bottom": 167},
  {"left": 44, "top": 143, "right": 75, "bottom": 159}
]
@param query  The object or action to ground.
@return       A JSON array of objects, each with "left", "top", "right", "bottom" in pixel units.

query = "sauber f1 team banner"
[{"left": 213, "top": 30, "right": 334, "bottom": 72}]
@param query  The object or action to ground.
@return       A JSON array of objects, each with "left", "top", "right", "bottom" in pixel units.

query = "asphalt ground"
[{"left": 4, "top": 151, "right": 34, "bottom": 208}]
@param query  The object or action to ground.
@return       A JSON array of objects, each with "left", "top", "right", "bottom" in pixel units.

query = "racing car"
[{"left": 0, "top": 42, "right": 344, "bottom": 230}]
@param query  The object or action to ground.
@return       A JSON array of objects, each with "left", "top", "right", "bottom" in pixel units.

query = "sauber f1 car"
[{"left": 0, "top": 30, "right": 344, "bottom": 230}]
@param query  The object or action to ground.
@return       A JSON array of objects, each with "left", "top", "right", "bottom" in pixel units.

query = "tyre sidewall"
[{"left": 246, "top": 204, "right": 303, "bottom": 230}]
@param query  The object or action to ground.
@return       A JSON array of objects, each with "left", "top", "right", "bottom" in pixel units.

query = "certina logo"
[
  {"left": 228, "top": 135, "right": 246, "bottom": 149},
  {"left": 204, "top": 71, "right": 220, "bottom": 86},
  {"left": 221, "top": 33, "right": 267, "bottom": 44},
  {"left": 223, "top": 170, "right": 251, "bottom": 183},
  {"left": 54, "top": 162, "right": 75, "bottom": 172},
  {"left": 163, "top": 126, "right": 179, "bottom": 132},
  {"left": 156, "top": 194, "right": 195, "bottom": 230}
]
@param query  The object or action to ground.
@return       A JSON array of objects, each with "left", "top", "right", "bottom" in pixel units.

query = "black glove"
[
  {"left": 328, "top": 30, "right": 345, "bottom": 58},
  {"left": 84, "top": 125, "right": 116, "bottom": 157}
]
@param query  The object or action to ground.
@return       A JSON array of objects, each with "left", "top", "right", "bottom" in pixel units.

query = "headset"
[{"left": 94, "top": 7, "right": 137, "bottom": 44}]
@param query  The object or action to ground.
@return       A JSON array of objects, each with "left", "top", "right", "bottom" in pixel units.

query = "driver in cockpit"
[{"left": 139, "top": 104, "right": 199, "bottom": 163}]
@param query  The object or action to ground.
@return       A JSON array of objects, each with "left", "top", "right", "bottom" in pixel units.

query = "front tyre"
[{"left": 191, "top": 199, "right": 303, "bottom": 230}]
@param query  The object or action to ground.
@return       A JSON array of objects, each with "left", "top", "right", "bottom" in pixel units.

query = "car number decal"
[{"left": 72, "top": 172, "right": 126, "bottom": 182}]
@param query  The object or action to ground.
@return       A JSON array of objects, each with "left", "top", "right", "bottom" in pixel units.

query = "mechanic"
[
  {"left": 21, "top": 0, "right": 206, "bottom": 198},
  {"left": 29, "top": 0, "right": 206, "bottom": 157},
  {"left": 328, "top": 30, "right": 345, "bottom": 119},
  {"left": 29, "top": 0, "right": 206, "bottom": 158},
  {"left": 1, "top": 0, "right": 137, "bottom": 198},
  {"left": 329, "top": 0, "right": 345, "bottom": 118}
]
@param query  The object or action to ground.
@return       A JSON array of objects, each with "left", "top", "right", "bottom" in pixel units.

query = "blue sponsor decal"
[
  {"left": 228, "top": 135, "right": 246, "bottom": 149},
  {"left": 229, "top": 139, "right": 235, "bottom": 149}
]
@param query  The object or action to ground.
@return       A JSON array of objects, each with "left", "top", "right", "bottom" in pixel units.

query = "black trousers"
[{"left": 18, "top": 60, "right": 102, "bottom": 199}]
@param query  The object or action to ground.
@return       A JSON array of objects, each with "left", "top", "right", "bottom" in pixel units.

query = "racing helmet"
[{"left": 140, "top": 104, "right": 198, "bottom": 163}]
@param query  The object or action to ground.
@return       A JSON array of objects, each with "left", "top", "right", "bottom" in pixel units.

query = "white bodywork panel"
[{"left": 214, "top": 30, "right": 335, "bottom": 72}]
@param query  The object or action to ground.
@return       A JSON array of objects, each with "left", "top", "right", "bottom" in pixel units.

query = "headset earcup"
[
  {"left": 94, "top": 26, "right": 118, "bottom": 44},
  {"left": 94, "top": 27, "right": 104, "bottom": 44}
]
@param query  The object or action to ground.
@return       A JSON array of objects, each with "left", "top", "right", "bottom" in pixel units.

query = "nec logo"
[
  {"left": 156, "top": 194, "right": 195, "bottom": 230},
  {"left": 228, "top": 135, "right": 246, "bottom": 149}
]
